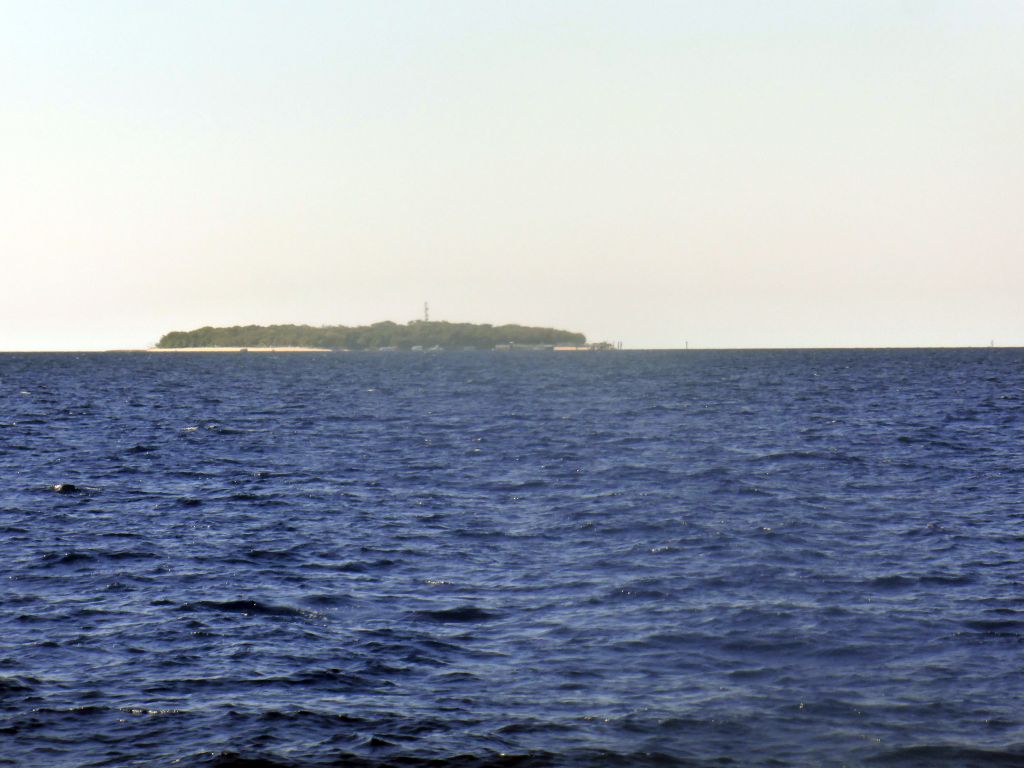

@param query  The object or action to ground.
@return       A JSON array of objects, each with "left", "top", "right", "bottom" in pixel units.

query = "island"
[{"left": 154, "top": 321, "right": 589, "bottom": 351}]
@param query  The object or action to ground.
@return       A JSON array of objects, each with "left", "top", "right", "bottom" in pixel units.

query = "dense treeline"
[{"left": 156, "top": 321, "right": 586, "bottom": 350}]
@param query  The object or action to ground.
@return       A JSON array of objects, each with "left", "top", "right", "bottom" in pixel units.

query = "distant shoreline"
[
  {"left": 146, "top": 346, "right": 331, "bottom": 353},
  {"left": 0, "top": 345, "right": 1019, "bottom": 354}
]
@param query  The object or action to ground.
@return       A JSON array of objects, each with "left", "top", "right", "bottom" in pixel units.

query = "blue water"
[{"left": 2, "top": 349, "right": 1023, "bottom": 767}]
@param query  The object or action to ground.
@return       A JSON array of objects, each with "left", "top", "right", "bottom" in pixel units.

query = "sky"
[{"left": 2, "top": 1, "right": 1022, "bottom": 350}]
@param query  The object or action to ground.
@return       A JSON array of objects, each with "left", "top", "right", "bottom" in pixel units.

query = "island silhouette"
[{"left": 156, "top": 321, "right": 587, "bottom": 351}]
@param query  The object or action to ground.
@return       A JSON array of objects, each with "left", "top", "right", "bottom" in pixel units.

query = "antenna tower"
[{"left": 424, "top": 302, "right": 429, "bottom": 323}]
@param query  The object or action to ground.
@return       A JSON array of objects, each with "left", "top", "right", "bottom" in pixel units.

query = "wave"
[
  {"left": 868, "top": 745, "right": 1024, "bottom": 766},
  {"left": 198, "top": 748, "right": 702, "bottom": 768},
  {"left": 180, "top": 600, "right": 314, "bottom": 618},
  {"left": 412, "top": 606, "right": 500, "bottom": 623}
]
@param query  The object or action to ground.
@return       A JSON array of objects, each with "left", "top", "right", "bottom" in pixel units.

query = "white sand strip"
[{"left": 147, "top": 347, "right": 333, "bottom": 353}]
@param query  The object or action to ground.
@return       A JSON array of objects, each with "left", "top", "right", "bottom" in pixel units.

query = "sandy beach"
[{"left": 146, "top": 347, "right": 333, "bottom": 353}]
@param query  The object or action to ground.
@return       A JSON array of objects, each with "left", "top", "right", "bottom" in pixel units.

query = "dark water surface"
[{"left": 2, "top": 350, "right": 1023, "bottom": 767}]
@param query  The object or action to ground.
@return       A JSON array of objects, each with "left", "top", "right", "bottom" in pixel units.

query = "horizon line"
[{"left": 0, "top": 344, "right": 1018, "bottom": 354}]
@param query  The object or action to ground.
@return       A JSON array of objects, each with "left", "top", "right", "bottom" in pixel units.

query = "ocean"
[{"left": 1, "top": 349, "right": 1022, "bottom": 767}]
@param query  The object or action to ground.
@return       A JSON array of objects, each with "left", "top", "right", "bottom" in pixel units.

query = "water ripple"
[{"left": 1, "top": 349, "right": 1022, "bottom": 767}]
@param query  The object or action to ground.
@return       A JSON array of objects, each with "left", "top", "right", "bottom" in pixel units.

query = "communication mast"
[{"left": 424, "top": 302, "right": 429, "bottom": 323}]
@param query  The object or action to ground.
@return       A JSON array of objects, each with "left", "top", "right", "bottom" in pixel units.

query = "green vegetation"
[{"left": 156, "top": 321, "right": 586, "bottom": 350}]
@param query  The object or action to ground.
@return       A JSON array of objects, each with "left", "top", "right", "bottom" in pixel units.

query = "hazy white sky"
[{"left": 2, "top": 1, "right": 1022, "bottom": 349}]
